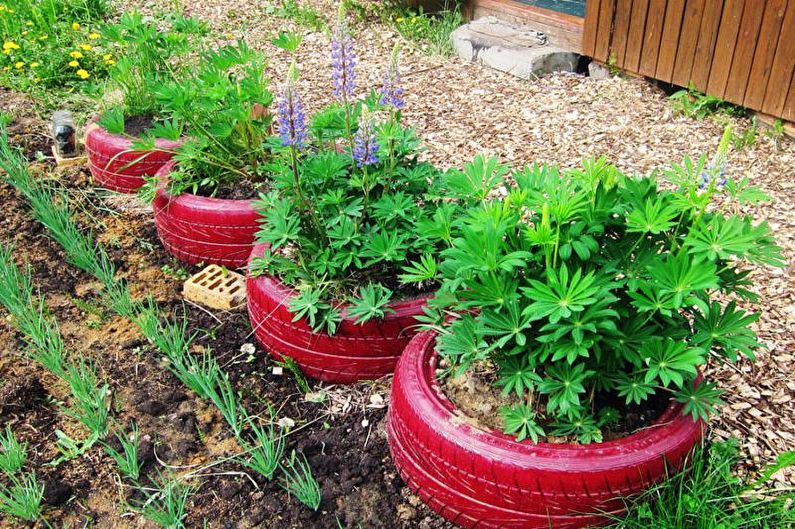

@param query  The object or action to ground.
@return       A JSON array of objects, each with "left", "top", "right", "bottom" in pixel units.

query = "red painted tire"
[
  {"left": 85, "top": 122, "right": 180, "bottom": 193},
  {"left": 246, "top": 244, "right": 429, "bottom": 383},
  {"left": 387, "top": 332, "right": 706, "bottom": 529},
  {"left": 152, "top": 161, "right": 259, "bottom": 267}
]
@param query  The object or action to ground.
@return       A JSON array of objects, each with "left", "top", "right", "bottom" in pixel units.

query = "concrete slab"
[{"left": 452, "top": 16, "right": 578, "bottom": 79}]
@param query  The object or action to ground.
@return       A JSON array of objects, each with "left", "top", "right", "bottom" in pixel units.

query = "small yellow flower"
[
  {"left": 2, "top": 41, "right": 19, "bottom": 51},
  {"left": 103, "top": 53, "right": 112, "bottom": 61},
  {"left": 2, "top": 66, "right": 10, "bottom": 72},
  {"left": 88, "top": 32, "right": 100, "bottom": 40},
  {"left": 105, "top": 59, "right": 116, "bottom": 65},
  {"left": 2, "top": 50, "right": 9, "bottom": 56},
  {"left": 30, "top": 62, "right": 38, "bottom": 68},
  {"left": 68, "top": 60, "right": 80, "bottom": 67},
  {"left": 14, "top": 61, "right": 24, "bottom": 69},
  {"left": 0, "top": 6, "right": 6, "bottom": 12},
  {"left": 72, "top": 22, "right": 80, "bottom": 30},
  {"left": 21, "top": 31, "right": 28, "bottom": 36},
  {"left": 25, "top": 21, "right": 33, "bottom": 26},
  {"left": 32, "top": 76, "right": 39, "bottom": 83},
  {"left": 79, "top": 44, "right": 92, "bottom": 51},
  {"left": 76, "top": 69, "right": 90, "bottom": 79},
  {"left": 226, "top": 32, "right": 233, "bottom": 39},
  {"left": 39, "top": 34, "right": 48, "bottom": 40},
  {"left": 69, "top": 51, "right": 83, "bottom": 59},
  {"left": 396, "top": 17, "right": 404, "bottom": 22}
]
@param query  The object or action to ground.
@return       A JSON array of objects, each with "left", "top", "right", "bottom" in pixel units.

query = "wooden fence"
[{"left": 581, "top": 0, "right": 795, "bottom": 121}]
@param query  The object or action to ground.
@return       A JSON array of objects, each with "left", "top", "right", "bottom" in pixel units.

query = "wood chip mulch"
[{"left": 133, "top": 0, "right": 795, "bottom": 485}]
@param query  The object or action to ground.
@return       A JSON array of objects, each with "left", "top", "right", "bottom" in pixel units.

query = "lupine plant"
[
  {"left": 97, "top": 11, "right": 206, "bottom": 136},
  {"left": 425, "top": 129, "right": 783, "bottom": 444},
  {"left": 142, "top": 41, "right": 274, "bottom": 197},
  {"left": 252, "top": 35, "right": 469, "bottom": 333}
]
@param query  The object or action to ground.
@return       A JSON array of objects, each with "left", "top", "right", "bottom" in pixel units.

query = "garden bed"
[{"left": 0, "top": 0, "right": 793, "bottom": 527}]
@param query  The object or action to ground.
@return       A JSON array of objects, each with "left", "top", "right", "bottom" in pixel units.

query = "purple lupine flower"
[
  {"left": 352, "top": 120, "right": 379, "bottom": 168},
  {"left": 331, "top": 20, "right": 356, "bottom": 101},
  {"left": 379, "top": 60, "right": 404, "bottom": 110},
  {"left": 277, "top": 84, "right": 307, "bottom": 150}
]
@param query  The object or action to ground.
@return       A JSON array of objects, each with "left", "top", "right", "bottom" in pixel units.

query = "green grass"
[
  {"left": 345, "top": 0, "right": 462, "bottom": 56},
  {"left": 0, "top": 472, "right": 44, "bottom": 522},
  {"left": 607, "top": 440, "right": 795, "bottom": 528},
  {"left": 103, "top": 424, "right": 143, "bottom": 481},
  {"left": 137, "top": 474, "right": 193, "bottom": 529},
  {"left": 281, "top": 450, "right": 322, "bottom": 511},
  {"left": 0, "top": 427, "right": 27, "bottom": 475}
]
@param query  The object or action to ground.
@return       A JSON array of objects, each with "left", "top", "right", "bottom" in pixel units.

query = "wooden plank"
[
  {"left": 689, "top": 0, "right": 725, "bottom": 90},
  {"left": 744, "top": 0, "right": 788, "bottom": 110},
  {"left": 471, "top": 0, "right": 585, "bottom": 52},
  {"left": 671, "top": 0, "right": 706, "bottom": 87},
  {"left": 652, "top": 0, "right": 685, "bottom": 82},
  {"left": 783, "top": 70, "right": 795, "bottom": 122},
  {"left": 723, "top": 0, "right": 766, "bottom": 105},
  {"left": 594, "top": 0, "right": 618, "bottom": 61},
  {"left": 638, "top": 0, "right": 668, "bottom": 76},
  {"left": 610, "top": 0, "right": 634, "bottom": 68},
  {"left": 582, "top": 0, "right": 602, "bottom": 56},
  {"left": 624, "top": 0, "right": 650, "bottom": 72},
  {"left": 706, "top": 0, "right": 745, "bottom": 98},
  {"left": 761, "top": 1, "right": 795, "bottom": 116}
]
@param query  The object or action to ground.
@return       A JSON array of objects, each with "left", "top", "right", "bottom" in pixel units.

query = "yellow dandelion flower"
[
  {"left": 21, "top": 31, "right": 28, "bottom": 36},
  {"left": 14, "top": 61, "right": 24, "bottom": 69},
  {"left": 72, "top": 22, "right": 80, "bottom": 30},
  {"left": 25, "top": 21, "right": 33, "bottom": 26},
  {"left": 88, "top": 32, "right": 100, "bottom": 40},
  {"left": 68, "top": 60, "right": 80, "bottom": 67},
  {"left": 69, "top": 51, "right": 83, "bottom": 59},
  {"left": 2, "top": 41, "right": 19, "bottom": 51},
  {"left": 30, "top": 62, "right": 38, "bottom": 68},
  {"left": 79, "top": 44, "right": 92, "bottom": 51},
  {"left": 103, "top": 53, "right": 112, "bottom": 61},
  {"left": 105, "top": 59, "right": 116, "bottom": 65},
  {"left": 76, "top": 69, "right": 90, "bottom": 79},
  {"left": 39, "top": 34, "right": 48, "bottom": 40},
  {"left": 226, "top": 33, "right": 234, "bottom": 39}
]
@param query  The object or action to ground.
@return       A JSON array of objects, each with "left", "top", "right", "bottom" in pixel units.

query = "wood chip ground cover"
[{"left": 0, "top": 0, "right": 793, "bottom": 527}]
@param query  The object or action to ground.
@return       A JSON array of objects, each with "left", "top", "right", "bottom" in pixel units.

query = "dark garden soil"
[
  {"left": 208, "top": 177, "right": 267, "bottom": 201},
  {"left": 123, "top": 115, "right": 155, "bottom": 137},
  {"left": 0, "top": 93, "right": 452, "bottom": 529}
]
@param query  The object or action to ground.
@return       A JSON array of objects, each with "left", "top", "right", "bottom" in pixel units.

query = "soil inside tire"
[
  {"left": 441, "top": 365, "right": 670, "bottom": 443},
  {"left": 124, "top": 115, "right": 155, "bottom": 137}
]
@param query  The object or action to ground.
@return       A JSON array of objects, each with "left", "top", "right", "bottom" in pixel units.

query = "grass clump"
[
  {"left": 281, "top": 450, "right": 322, "bottom": 511},
  {"left": 609, "top": 440, "right": 795, "bottom": 528},
  {"left": 103, "top": 423, "right": 143, "bottom": 482},
  {"left": 137, "top": 474, "right": 193, "bottom": 529},
  {"left": 0, "top": 427, "right": 26, "bottom": 476},
  {"left": 0, "top": 473, "right": 44, "bottom": 522}
]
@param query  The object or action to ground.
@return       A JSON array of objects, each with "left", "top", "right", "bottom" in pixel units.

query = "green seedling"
[
  {"left": 0, "top": 472, "right": 44, "bottom": 522},
  {"left": 0, "top": 426, "right": 27, "bottom": 475},
  {"left": 103, "top": 423, "right": 142, "bottom": 481},
  {"left": 237, "top": 414, "right": 285, "bottom": 480},
  {"left": 137, "top": 474, "right": 193, "bottom": 529},
  {"left": 280, "top": 450, "right": 321, "bottom": 511}
]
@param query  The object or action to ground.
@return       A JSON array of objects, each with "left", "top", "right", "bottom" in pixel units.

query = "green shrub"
[{"left": 427, "top": 127, "right": 783, "bottom": 443}]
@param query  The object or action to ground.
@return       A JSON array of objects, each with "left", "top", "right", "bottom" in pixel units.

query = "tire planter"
[
  {"left": 247, "top": 244, "right": 429, "bottom": 383},
  {"left": 85, "top": 121, "right": 180, "bottom": 193},
  {"left": 388, "top": 331, "right": 706, "bottom": 529},
  {"left": 153, "top": 161, "right": 259, "bottom": 267}
]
